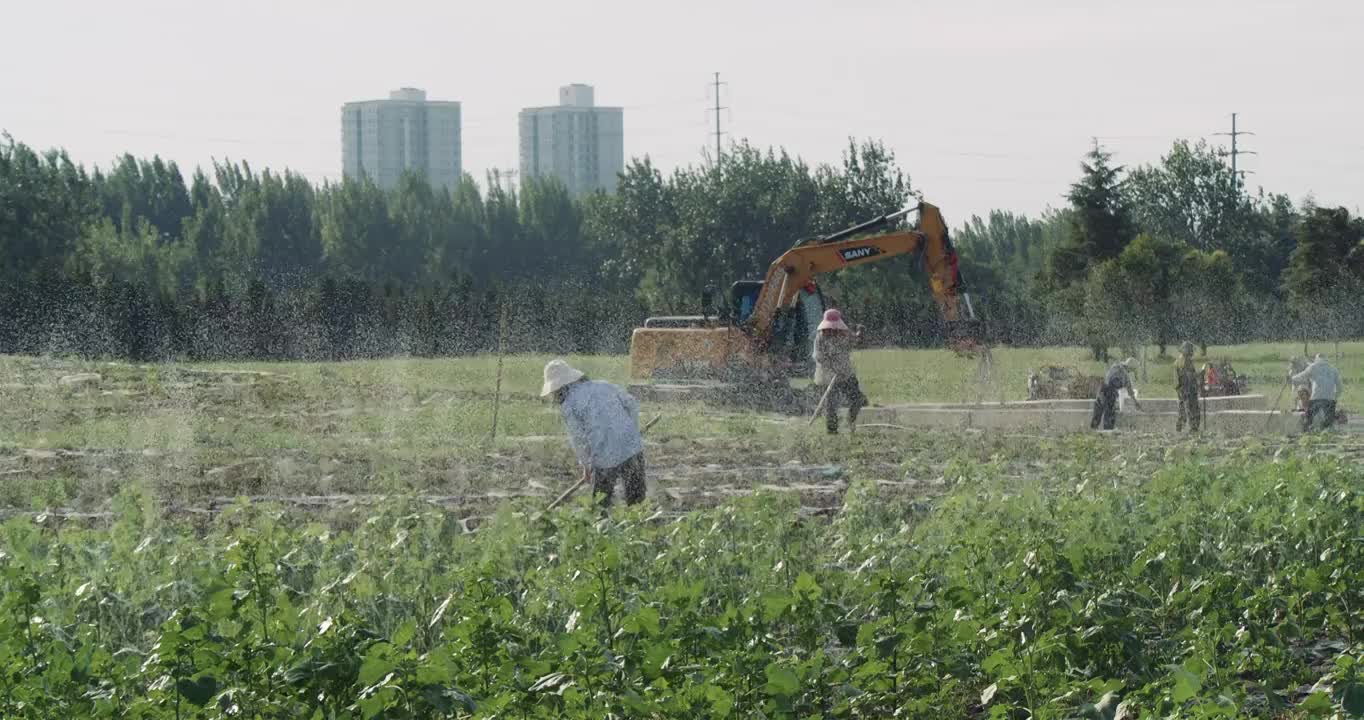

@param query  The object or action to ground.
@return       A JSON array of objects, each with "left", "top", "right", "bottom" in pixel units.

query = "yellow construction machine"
[{"left": 627, "top": 201, "right": 985, "bottom": 411}]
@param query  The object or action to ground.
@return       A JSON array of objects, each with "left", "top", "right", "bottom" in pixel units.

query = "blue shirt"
[{"left": 560, "top": 380, "right": 643, "bottom": 470}]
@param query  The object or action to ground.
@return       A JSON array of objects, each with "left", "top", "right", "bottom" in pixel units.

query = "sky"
[{"left": 3, "top": 0, "right": 1361, "bottom": 222}]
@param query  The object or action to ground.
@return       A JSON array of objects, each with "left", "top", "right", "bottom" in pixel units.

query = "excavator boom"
[{"left": 747, "top": 202, "right": 977, "bottom": 348}]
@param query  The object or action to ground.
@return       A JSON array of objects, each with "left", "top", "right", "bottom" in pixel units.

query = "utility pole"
[
  {"left": 1214, "top": 113, "right": 1256, "bottom": 187},
  {"left": 709, "top": 72, "right": 727, "bottom": 166}
]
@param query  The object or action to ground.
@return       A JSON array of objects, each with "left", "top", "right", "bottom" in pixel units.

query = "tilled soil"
[{"left": 6, "top": 357, "right": 1363, "bottom": 530}]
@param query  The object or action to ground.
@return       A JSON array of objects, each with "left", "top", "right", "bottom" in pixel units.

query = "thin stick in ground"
[{"left": 490, "top": 304, "right": 508, "bottom": 440}]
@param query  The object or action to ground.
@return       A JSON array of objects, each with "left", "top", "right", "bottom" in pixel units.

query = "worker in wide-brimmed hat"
[
  {"left": 813, "top": 308, "right": 867, "bottom": 434},
  {"left": 1091, "top": 356, "right": 1143, "bottom": 430},
  {"left": 1174, "top": 341, "right": 1201, "bottom": 432},
  {"left": 541, "top": 359, "right": 646, "bottom": 506}
]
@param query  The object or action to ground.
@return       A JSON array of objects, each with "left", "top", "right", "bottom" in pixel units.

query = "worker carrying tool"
[
  {"left": 813, "top": 309, "right": 867, "bottom": 434},
  {"left": 541, "top": 359, "right": 647, "bottom": 506},
  {"left": 1090, "top": 357, "right": 1143, "bottom": 430},
  {"left": 1290, "top": 353, "right": 1343, "bottom": 432},
  {"left": 1175, "top": 341, "right": 1201, "bottom": 432}
]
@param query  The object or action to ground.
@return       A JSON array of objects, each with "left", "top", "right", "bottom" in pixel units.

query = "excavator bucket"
[{"left": 945, "top": 319, "right": 989, "bottom": 357}]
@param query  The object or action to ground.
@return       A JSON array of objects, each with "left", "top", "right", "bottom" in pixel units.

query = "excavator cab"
[
  {"left": 728, "top": 279, "right": 825, "bottom": 377},
  {"left": 730, "top": 281, "right": 764, "bottom": 323}
]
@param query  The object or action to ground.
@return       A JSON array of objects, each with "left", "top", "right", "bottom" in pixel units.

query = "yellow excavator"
[{"left": 627, "top": 201, "right": 985, "bottom": 410}]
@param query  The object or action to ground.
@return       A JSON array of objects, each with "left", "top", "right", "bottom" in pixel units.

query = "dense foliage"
[
  {"left": 1, "top": 442, "right": 1362, "bottom": 717},
  {"left": 2, "top": 132, "right": 1361, "bottom": 360}
]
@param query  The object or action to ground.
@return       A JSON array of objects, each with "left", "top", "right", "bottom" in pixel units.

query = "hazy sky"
[{"left": 3, "top": 0, "right": 1360, "bottom": 222}]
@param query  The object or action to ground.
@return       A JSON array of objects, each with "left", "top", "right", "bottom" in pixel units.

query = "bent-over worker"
[
  {"left": 1290, "top": 353, "right": 1342, "bottom": 432},
  {"left": 541, "top": 359, "right": 646, "bottom": 506},
  {"left": 1175, "top": 341, "right": 1200, "bottom": 433},
  {"left": 1090, "top": 357, "right": 1143, "bottom": 430},
  {"left": 813, "top": 309, "right": 867, "bottom": 434}
]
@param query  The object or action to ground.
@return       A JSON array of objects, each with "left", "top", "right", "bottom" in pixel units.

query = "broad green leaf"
[
  {"left": 944, "top": 586, "right": 977, "bottom": 608},
  {"left": 176, "top": 675, "right": 218, "bottom": 707},
  {"left": 1341, "top": 682, "right": 1364, "bottom": 716},
  {"left": 762, "top": 593, "right": 793, "bottom": 621},
  {"left": 1169, "top": 665, "right": 1201, "bottom": 704},
  {"left": 765, "top": 663, "right": 799, "bottom": 697},
  {"left": 643, "top": 642, "right": 671, "bottom": 679},
  {"left": 983, "top": 649, "right": 1018, "bottom": 677},
  {"left": 634, "top": 606, "right": 660, "bottom": 635},
  {"left": 358, "top": 643, "right": 395, "bottom": 686},
  {"left": 705, "top": 684, "right": 734, "bottom": 717},
  {"left": 1299, "top": 691, "right": 1332, "bottom": 713},
  {"left": 392, "top": 619, "right": 416, "bottom": 648}
]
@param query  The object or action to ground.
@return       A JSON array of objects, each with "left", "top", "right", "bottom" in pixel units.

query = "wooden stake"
[{"left": 490, "top": 303, "right": 507, "bottom": 441}]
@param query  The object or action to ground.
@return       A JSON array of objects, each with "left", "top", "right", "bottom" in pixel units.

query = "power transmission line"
[
  {"left": 1214, "top": 112, "right": 1256, "bottom": 186},
  {"left": 708, "top": 72, "right": 727, "bottom": 166}
]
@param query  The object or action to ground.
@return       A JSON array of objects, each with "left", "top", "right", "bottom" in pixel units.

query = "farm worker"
[
  {"left": 1090, "top": 357, "right": 1143, "bottom": 430},
  {"left": 541, "top": 359, "right": 647, "bottom": 506},
  {"left": 813, "top": 309, "right": 868, "bottom": 434},
  {"left": 1289, "top": 356, "right": 1310, "bottom": 412},
  {"left": 1174, "top": 341, "right": 1201, "bottom": 432},
  {"left": 1290, "top": 353, "right": 1342, "bottom": 432}
]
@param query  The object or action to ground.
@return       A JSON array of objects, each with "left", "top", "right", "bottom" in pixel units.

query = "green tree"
[
  {"left": 1239, "top": 193, "right": 1300, "bottom": 299},
  {"left": 0, "top": 135, "right": 96, "bottom": 281},
  {"left": 1285, "top": 206, "right": 1364, "bottom": 301},
  {"left": 318, "top": 176, "right": 396, "bottom": 282},
  {"left": 519, "top": 175, "right": 584, "bottom": 278},
  {"left": 68, "top": 217, "right": 192, "bottom": 294},
  {"left": 1285, "top": 206, "right": 1364, "bottom": 341},
  {"left": 1044, "top": 145, "right": 1136, "bottom": 356},
  {"left": 1126, "top": 140, "right": 1255, "bottom": 253},
  {"left": 588, "top": 158, "right": 676, "bottom": 304},
  {"left": 1084, "top": 234, "right": 1240, "bottom": 355}
]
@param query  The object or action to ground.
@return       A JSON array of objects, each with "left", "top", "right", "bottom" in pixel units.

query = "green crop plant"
[{"left": 1, "top": 435, "right": 1364, "bottom": 717}]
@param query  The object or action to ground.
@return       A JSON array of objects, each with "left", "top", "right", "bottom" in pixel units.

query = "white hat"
[
  {"left": 1121, "top": 357, "right": 1138, "bottom": 369},
  {"left": 541, "top": 359, "right": 585, "bottom": 397}
]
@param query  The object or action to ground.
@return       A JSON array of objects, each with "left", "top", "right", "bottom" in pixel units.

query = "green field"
[{"left": 1, "top": 343, "right": 1362, "bottom": 717}]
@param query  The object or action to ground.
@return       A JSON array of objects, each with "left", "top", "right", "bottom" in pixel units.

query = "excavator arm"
[{"left": 746, "top": 202, "right": 980, "bottom": 351}]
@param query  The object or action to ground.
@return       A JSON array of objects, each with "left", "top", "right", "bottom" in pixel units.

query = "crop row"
[{"left": 2, "top": 441, "right": 1363, "bottom": 718}]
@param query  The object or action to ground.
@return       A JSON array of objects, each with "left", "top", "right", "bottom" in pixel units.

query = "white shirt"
[
  {"left": 1292, "top": 360, "right": 1342, "bottom": 402},
  {"left": 560, "top": 381, "right": 643, "bottom": 470}
]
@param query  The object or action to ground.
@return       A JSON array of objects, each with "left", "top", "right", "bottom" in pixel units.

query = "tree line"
[{"left": 1, "top": 132, "right": 1360, "bottom": 361}]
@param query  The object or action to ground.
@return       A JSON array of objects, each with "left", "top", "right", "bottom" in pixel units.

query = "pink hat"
[{"left": 818, "top": 309, "right": 849, "bottom": 331}]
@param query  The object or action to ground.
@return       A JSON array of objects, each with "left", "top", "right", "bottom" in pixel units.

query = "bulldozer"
[{"left": 626, "top": 201, "right": 985, "bottom": 412}]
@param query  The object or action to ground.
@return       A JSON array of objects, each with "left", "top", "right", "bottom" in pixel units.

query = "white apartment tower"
[
  {"left": 341, "top": 88, "right": 461, "bottom": 190},
  {"left": 518, "top": 84, "right": 624, "bottom": 196}
]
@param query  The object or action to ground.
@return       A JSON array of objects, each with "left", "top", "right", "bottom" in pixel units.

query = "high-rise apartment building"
[
  {"left": 518, "top": 84, "right": 623, "bottom": 196},
  {"left": 341, "top": 88, "right": 461, "bottom": 190}
]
